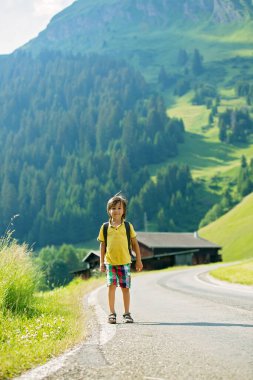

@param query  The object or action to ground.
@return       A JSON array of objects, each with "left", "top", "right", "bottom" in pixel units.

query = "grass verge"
[
  {"left": 210, "top": 260, "right": 253, "bottom": 286},
  {"left": 0, "top": 276, "right": 104, "bottom": 379},
  {"left": 0, "top": 232, "right": 105, "bottom": 379}
]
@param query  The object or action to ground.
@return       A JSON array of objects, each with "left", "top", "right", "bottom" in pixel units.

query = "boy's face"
[{"left": 109, "top": 201, "right": 124, "bottom": 221}]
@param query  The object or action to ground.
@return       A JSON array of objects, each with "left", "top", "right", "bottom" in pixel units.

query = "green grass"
[
  {"left": 200, "top": 192, "right": 253, "bottom": 262},
  {"left": 210, "top": 260, "right": 253, "bottom": 285},
  {"left": 0, "top": 277, "right": 104, "bottom": 379},
  {"left": 0, "top": 236, "right": 104, "bottom": 379}
]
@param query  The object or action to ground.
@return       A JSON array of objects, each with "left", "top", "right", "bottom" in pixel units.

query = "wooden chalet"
[
  {"left": 136, "top": 232, "right": 222, "bottom": 269},
  {"left": 70, "top": 250, "right": 100, "bottom": 278},
  {"left": 82, "top": 250, "right": 100, "bottom": 269}
]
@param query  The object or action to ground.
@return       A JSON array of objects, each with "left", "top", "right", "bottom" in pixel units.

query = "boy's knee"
[{"left": 121, "top": 287, "right": 130, "bottom": 292}]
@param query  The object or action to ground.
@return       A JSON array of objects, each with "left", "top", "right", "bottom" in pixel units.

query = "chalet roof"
[
  {"left": 70, "top": 262, "right": 90, "bottom": 273},
  {"left": 82, "top": 250, "right": 100, "bottom": 262},
  {"left": 137, "top": 232, "right": 221, "bottom": 249}
]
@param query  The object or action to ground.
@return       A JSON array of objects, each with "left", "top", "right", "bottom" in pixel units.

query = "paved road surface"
[{"left": 18, "top": 265, "right": 253, "bottom": 380}]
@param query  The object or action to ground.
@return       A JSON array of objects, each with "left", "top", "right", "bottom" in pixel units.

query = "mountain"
[
  {"left": 22, "top": 0, "right": 253, "bottom": 80},
  {"left": 0, "top": 0, "right": 253, "bottom": 247},
  {"left": 200, "top": 192, "right": 253, "bottom": 262}
]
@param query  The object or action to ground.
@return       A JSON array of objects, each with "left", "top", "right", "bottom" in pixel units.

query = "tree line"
[
  {"left": 35, "top": 244, "right": 85, "bottom": 289},
  {"left": 218, "top": 108, "right": 253, "bottom": 143}
]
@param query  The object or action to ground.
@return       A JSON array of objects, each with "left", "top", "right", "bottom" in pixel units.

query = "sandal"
[
  {"left": 108, "top": 313, "right": 116, "bottom": 324},
  {"left": 123, "top": 313, "right": 134, "bottom": 323}
]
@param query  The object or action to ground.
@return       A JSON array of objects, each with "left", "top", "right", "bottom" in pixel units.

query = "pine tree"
[
  {"left": 177, "top": 48, "right": 188, "bottom": 66},
  {"left": 192, "top": 48, "right": 204, "bottom": 75},
  {"left": 0, "top": 178, "right": 18, "bottom": 226},
  {"left": 158, "top": 66, "right": 168, "bottom": 89}
]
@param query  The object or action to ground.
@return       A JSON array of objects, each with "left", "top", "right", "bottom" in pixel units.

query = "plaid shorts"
[{"left": 105, "top": 264, "right": 131, "bottom": 288}]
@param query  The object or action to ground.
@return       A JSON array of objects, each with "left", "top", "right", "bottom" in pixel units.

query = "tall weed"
[{"left": 0, "top": 232, "right": 40, "bottom": 314}]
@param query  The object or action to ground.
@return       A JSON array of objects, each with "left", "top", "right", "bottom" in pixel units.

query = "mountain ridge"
[{"left": 22, "top": 0, "right": 253, "bottom": 62}]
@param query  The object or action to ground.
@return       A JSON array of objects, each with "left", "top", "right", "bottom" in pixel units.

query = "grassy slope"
[
  {"left": 168, "top": 92, "right": 253, "bottom": 180},
  {"left": 199, "top": 192, "right": 253, "bottom": 262},
  {"left": 210, "top": 259, "right": 253, "bottom": 285}
]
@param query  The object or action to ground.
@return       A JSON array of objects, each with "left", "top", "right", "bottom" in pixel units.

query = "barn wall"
[
  {"left": 139, "top": 243, "right": 153, "bottom": 259},
  {"left": 175, "top": 253, "right": 193, "bottom": 266}
]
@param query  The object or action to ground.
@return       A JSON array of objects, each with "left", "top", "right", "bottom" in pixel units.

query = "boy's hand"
[
  {"left": 135, "top": 260, "right": 143, "bottom": 272},
  {"left": 100, "top": 263, "right": 106, "bottom": 272}
]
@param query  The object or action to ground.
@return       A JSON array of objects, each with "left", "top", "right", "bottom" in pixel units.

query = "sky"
[{"left": 0, "top": 0, "right": 75, "bottom": 54}]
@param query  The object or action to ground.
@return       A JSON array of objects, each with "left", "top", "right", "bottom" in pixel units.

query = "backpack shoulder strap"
[
  {"left": 124, "top": 221, "right": 132, "bottom": 256},
  {"left": 103, "top": 222, "right": 109, "bottom": 248}
]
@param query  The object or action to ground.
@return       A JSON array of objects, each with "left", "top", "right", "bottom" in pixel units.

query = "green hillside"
[{"left": 200, "top": 192, "right": 253, "bottom": 262}]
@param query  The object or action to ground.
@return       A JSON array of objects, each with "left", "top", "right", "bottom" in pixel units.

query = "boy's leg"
[
  {"left": 121, "top": 287, "right": 130, "bottom": 314},
  {"left": 106, "top": 264, "right": 117, "bottom": 315},
  {"left": 117, "top": 264, "right": 131, "bottom": 315},
  {"left": 108, "top": 284, "right": 116, "bottom": 314}
]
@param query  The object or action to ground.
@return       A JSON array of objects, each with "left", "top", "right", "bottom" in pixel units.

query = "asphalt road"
[{"left": 18, "top": 265, "right": 253, "bottom": 380}]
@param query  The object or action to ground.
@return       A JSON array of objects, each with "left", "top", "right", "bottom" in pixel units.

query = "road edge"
[{"left": 14, "top": 283, "right": 115, "bottom": 380}]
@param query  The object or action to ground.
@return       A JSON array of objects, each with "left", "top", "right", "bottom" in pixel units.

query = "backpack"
[{"left": 103, "top": 221, "right": 133, "bottom": 258}]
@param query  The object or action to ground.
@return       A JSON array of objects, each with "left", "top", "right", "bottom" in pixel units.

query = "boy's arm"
[
  {"left": 100, "top": 242, "right": 106, "bottom": 272},
  {"left": 131, "top": 237, "right": 143, "bottom": 272}
]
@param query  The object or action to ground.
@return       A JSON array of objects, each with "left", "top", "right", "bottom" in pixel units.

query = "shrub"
[{"left": 0, "top": 233, "right": 40, "bottom": 314}]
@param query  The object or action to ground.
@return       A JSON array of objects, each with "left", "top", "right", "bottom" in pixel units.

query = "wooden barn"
[
  {"left": 76, "top": 232, "right": 222, "bottom": 275},
  {"left": 70, "top": 251, "right": 100, "bottom": 279},
  {"left": 70, "top": 261, "right": 91, "bottom": 279},
  {"left": 136, "top": 232, "right": 222, "bottom": 270},
  {"left": 82, "top": 250, "right": 100, "bottom": 270}
]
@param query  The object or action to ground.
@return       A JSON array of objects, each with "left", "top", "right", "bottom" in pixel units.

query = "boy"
[{"left": 98, "top": 194, "right": 143, "bottom": 324}]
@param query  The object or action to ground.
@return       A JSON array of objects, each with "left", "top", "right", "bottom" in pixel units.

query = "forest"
[{"left": 0, "top": 51, "right": 188, "bottom": 247}]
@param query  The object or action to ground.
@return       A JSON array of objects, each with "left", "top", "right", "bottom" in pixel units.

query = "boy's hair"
[{"left": 107, "top": 194, "right": 127, "bottom": 220}]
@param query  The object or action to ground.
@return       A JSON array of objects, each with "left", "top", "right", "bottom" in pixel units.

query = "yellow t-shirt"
[{"left": 97, "top": 221, "right": 136, "bottom": 265}]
